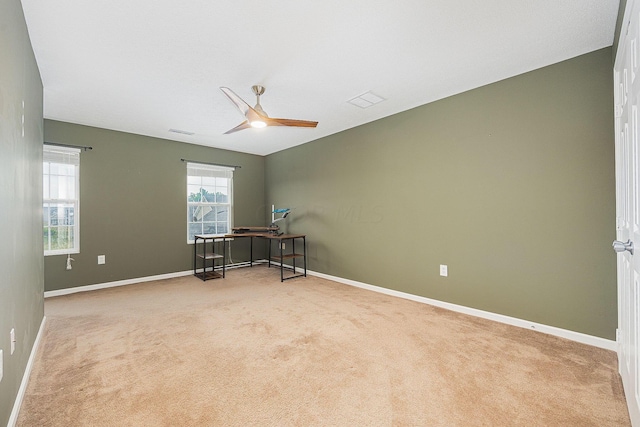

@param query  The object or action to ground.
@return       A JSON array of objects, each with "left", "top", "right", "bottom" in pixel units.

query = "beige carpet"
[{"left": 17, "top": 266, "right": 630, "bottom": 426}]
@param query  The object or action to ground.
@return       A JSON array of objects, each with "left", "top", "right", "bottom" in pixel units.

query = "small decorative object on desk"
[{"left": 270, "top": 205, "right": 291, "bottom": 235}]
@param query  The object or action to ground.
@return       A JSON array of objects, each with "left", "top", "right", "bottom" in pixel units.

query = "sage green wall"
[
  {"left": 0, "top": 0, "right": 44, "bottom": 424},
  {"left": 44, "top": 121, "right": 266, "bottom": 292},
  {"left": 265, "top": 47, "right": 616, "bottom": 339}
]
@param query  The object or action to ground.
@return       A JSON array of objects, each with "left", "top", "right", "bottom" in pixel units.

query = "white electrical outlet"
[
  {"left": 98, "top": 255, "right": 105, "bottom": 265},
  {"left": 280, "top": 242, "right": 285, "bottom": 250},
  {"left": 440, "top": 265, "right": 448, "bottom": 277},
  {"left": 0, "top": 350, "right": 3, "bottom": 382},
  {"left": 10, "top": 328, "right": 15, "bottom": 355}
]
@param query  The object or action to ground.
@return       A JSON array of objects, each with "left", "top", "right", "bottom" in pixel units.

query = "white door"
[{"left": 615, "top": 1, "right": 640, "bottom": 424}]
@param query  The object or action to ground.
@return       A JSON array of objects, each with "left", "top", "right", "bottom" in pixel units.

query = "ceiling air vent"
[
  {"left": 347, "top": 91, "right": 386, "bottom": 109},
  {"left": 168, "top": 128, "right": 195, "bottom": 136}
]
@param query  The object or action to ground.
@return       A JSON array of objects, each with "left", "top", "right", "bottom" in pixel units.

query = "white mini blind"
[
  {"left": 43, "top": 145, "right": 80, "bottom": 165},
  {"left": 187, "top": 163, "right": 234, "bottom": 179}
]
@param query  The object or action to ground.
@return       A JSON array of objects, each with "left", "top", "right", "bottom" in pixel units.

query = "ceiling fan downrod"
[{"left": 251, "top": 85, "right": 267, "bottom": 117}]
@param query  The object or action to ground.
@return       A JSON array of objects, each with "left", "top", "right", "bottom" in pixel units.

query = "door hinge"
[{"left": 615, "top": 105, "right": 623, "bottom": 118}]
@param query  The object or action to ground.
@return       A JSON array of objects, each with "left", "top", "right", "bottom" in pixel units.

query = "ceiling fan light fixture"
[{"left": 250, "top": 120, "right": 267, "bottom": 128}]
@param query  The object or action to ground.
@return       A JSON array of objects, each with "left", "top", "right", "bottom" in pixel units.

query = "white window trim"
[
  {"left": 187, "top": 162, "right": 234, "bottom": 244},
  {"left": 44, "top": 145, "right": 80, "bottom": 256}
]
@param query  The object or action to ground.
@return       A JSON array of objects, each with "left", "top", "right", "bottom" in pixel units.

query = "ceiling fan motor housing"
[{"left": 251, "top": 85, "right": 267, "bottom": 116}]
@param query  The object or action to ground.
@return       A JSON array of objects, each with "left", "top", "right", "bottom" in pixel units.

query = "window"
[
  {"left": 43, "top": 145, "right": 80, "bottom": 255},
  {"left": 187, "top": 163, "right": 233, "bottom": 242}
]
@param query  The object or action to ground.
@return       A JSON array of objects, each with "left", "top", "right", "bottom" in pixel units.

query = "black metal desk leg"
[
  {"left": 292, "top": 238, "right": 296, "bottom": 273},
  {"left": 303, "top": 236, "right": 307, "bottom": 277},
  {"left": 202, "top": 237, "right": 206, "bottom": 280},
  {"left": 193, "top": 236, "right": 197, "bottom": 276},
  {"left": 250, "top": 236, "right": 253, "bottom": 267},
  {"left": 280, "top": 240, "right": 284, "bottom": 282},
  {"left": 222, "top": 237, "right": 226, "bottom": 278}
]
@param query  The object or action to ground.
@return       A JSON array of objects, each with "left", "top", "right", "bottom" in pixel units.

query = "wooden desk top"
[
  {"left": 263, "top": 233, "right": 306, "bottom": 240},
  {"left": 229, "top": 226, "right": 305, "bottom": 240},
  {"left": 194, "top": 234, "right": 226, "bottom": 239},
  {"left": 225, "top": 232, "right": 305, "bottom": 240}
]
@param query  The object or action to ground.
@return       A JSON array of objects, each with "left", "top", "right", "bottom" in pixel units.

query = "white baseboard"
[
  {"left": 304, "top": 269, "right": 617, "bottom": 351},
  {"left": 44, "top": 270, "right": 194, "bottom": 298},
  {"left": 43, "top": 261, "right": 273, "bottom": 298},
  {"left": 8, "top": 315, "right": 46, "bottom": 427}
]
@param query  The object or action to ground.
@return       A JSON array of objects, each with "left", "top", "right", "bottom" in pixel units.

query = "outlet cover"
[
  {"left": 440, "top": 265, "right": 448, "bottom": 277},
  {"left": 98, "top": 255, "right": 105, "bottom": 265},
  {"left": 10, "top": 328, "right": 15, "bottom": 355}
]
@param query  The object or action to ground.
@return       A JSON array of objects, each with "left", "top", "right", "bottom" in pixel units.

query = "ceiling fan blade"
[
  {"left": 267, "top": 118, "right": 318, "bottom": 128},
  {"left": 220, "top": 87, "right": 264, "bottom": 122},
  {"left": 223, "top": 120, "right": 252, "bottom": 134}
]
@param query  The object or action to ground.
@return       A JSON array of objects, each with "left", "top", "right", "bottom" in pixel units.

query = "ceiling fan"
[{"left": 220, "top": 85, "right": 318, "bottom": 134}]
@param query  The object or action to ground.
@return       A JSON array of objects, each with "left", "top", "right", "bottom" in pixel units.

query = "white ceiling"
[{"left": 21, "top": 0, "right": 620, "bottom": 156}]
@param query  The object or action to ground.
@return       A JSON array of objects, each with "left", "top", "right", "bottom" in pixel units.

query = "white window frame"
[
  {"left": 43, "top": 145, "right": 80, "bottom": 256},
  {"left": 187, "top": 162, "right": 234, "bottom": 243}
]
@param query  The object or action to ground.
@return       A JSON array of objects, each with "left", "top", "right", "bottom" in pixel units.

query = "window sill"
[{"left": 45, "top": 249, "right": 80, "bottom": 257}]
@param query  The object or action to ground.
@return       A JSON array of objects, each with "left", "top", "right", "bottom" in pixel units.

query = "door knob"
[{"left": 613, "top": 239, "right": 634, "bottom": 255}]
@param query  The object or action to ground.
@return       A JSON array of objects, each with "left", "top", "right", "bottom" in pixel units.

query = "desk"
[
  {"left": 228, "top": 227, "right": 277, "bottom": 268},
  {"left": 193, "top": 230, "right": 307, "bottom": 282},
  {"left": 225, "top": 231, "right": 307, "bottom": 282},
  {"left": 193, "top": 234, "right": 227, "bottom": 281},
  {"left": 266, "top": 234, "right": 307, "bottom": 282}
]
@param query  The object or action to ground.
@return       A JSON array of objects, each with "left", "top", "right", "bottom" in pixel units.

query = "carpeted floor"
[{"left": 17, "top": 266, "right": 631, "bottom": 426}]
